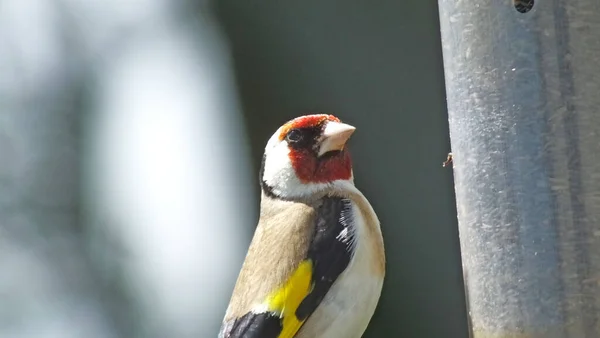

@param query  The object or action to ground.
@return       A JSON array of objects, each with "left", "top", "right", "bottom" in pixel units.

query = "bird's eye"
[{"left": 286, "top": 129, "right": 303, "bottom": 143}]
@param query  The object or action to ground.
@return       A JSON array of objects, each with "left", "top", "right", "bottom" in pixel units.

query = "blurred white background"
[
  {"left": 0, "top": 1, "right": 255, "bottom": 337},
  {"left": 0, "top": 0, "right": 472, "bottom": 337}
]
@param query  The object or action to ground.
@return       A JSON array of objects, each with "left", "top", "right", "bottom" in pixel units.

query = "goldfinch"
[{"left": 219, "top": 114, "right": 385, "bottom": 338}]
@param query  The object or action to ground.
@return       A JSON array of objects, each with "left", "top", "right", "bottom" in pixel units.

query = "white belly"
[{"left": 296, "top": 202, "right": 384, "bottom": 338}]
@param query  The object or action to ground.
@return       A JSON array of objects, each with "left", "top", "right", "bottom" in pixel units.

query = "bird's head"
[{"left": 260, "top": 114, "right": 356, "bottom": 200}]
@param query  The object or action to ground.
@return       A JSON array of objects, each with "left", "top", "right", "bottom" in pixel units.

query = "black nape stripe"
[
  {"left": 296, "top": 197, "right": 354, "bottom": 320},
  {"left": 259, "top": 153, "right": 283, "bottom": 200},
  {"left": 227, "top": 312, "right": 283, "bottom": 338}
]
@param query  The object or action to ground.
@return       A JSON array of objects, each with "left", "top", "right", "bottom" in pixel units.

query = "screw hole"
[{"left": 514, "top": 0, "right": 534, "bottom": 13}]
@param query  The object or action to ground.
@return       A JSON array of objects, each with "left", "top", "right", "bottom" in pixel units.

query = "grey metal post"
[{"left": 438, "top": 1, "right": 600, "bottom": 337}]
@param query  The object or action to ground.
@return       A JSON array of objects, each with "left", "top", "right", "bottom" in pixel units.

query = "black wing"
[
  {"left": 219, "top": 196, "right": 354, "bottom": 338},
  {"left": 219, "top": 312, "right": 283, "bottom": 338},
  {"left": 295, "top": 196, "right": 355, "bottom": 321}
]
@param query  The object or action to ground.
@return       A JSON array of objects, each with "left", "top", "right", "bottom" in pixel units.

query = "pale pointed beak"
[{"left": 318, "top": 121, "right": 356, "bottom": 156}]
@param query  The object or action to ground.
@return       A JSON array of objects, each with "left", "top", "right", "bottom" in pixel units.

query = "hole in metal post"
[{"left": 514, "top": 0, "right": 534, "bottom": 13}]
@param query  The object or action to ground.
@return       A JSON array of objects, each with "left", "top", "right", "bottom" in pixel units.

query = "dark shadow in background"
[{"left": 213, "top": 1, "right": 469, "bottom": 337}]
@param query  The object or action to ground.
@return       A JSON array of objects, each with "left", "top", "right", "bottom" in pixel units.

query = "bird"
[{"left": 218, "top": 114, "right": 385, "bottom": 338}]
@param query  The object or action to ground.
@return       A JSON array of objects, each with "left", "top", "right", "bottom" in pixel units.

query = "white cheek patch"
[
  {"left": 262, "top": 132, "right": 330, "bottom": 199},
  {"left": 262, "top": 139, "right": 295, "bottom": 187}
]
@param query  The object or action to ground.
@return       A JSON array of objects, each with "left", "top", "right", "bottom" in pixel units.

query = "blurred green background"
[
  {"left": 215, "top": 2, "right": 467, "bottom": 337},
  {"left": 0, "top": 0, "right": 467, "bottom": 337}
]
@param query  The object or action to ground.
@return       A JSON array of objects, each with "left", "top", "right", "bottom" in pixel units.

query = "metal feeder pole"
[{"left": 438, "top": 0, "right": 600, "bottom": 337}]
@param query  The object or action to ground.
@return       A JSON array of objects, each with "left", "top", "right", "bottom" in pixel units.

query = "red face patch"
[
  {"left": 279, "top": 114, "right": 351, "bottom": 183},
  {"left": 289, "top": 148, "right": 352, "bottom": 183}
]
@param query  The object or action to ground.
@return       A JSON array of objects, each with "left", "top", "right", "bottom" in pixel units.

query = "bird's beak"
[{"left": 318, "top": 121, "right": 356, "bottom": 156}]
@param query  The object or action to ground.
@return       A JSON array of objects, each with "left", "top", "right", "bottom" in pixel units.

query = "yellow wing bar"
[{"left": 264, "top": 260, "right": 314, "bottom": 338}]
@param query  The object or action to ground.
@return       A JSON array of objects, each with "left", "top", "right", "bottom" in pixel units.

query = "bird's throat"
[{"left": 289, "top": 149, "right": 352, "bottom": 184}]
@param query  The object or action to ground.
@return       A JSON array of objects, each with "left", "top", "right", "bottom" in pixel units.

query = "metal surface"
[{"left": 438, "top": 0, "right": 600, "bottom": 337}]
